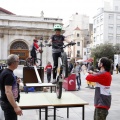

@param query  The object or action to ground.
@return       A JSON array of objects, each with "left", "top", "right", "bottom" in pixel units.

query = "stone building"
[{"left": 0, "top": 7, "right": 63, "bottom": 65}]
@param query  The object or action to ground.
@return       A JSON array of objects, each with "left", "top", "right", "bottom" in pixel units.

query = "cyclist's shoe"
[{"left": 52, "top": 79, "right": 57, "bottom": 84}]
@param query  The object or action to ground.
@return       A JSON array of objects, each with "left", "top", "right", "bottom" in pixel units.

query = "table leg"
[
  {"left": 82, "top": 106, "right": 85, "bottom": 120},
  {"left": 45, "top": 107, "right": 48, "bottom": 120},
  {"left": 50, "top": 87, "right": 52, "bottom": 93},
  {"left": 54, "top": 107, "right": 56, "bottom": 120},
  {"left": 67, "top": 107, "right": 69, "bottom": 118},
  {"left": 39, "top": 108, "right": 41, "bottom": 120}
]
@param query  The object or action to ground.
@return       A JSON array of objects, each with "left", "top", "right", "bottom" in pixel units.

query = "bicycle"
[
  {"left": 46, "top": 42, "right": 76, "bottom": 99},
  {"left": 26, "top": 52, "right": 41, "bottom": 67}
]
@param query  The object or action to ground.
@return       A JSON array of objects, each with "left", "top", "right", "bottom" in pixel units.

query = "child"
[{"left": 45, "top": 62, "right": 52, "bottom": 83}]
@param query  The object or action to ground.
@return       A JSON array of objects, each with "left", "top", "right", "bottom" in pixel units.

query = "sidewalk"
[{"left": 14, "top": 66, "right": 120, "bottom": 120}]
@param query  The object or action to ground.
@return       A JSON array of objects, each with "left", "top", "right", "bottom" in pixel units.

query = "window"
[
  {"left": 115, "top": 6, "right": 118, "bottom": 11},
  {"left": 94, "top": 19, "right": 96, "bottom": 25},
  {"left": 94, "top": 28, "right": 96, "bottom": 33},
  {"left": 77, "top": 50, "right": 80, "bottom": 57},
  {"left": 108, "top": 14, "right": 114, "bottom": 19},
  {"left": 108, "top": 24, "right": 114, "bottom": 30},
  {"left": 97, "top": 17, "right": 99, "bottom": 24},
  {"left": 100, "top": 15, "right": 103, "bottom": 22},
  {"left": 116, "top": 35, "right": 120, "bottom": 40},
  {"left": 117, "top": 25, "right": 120, "bottom": 30},
  {"left": 77, "top": 33, "right": 79, "bottom": 37},
  {"left": 77, "top": 50, "right": 80, "bottom": 54},
  {"left": 77, "top": 42, "right": 80, "bottom": 46},
  {"left": 108, "top": 35, "right": 113, "bottom": 41},
  {"left": 117, "top": 15, "right": 120, "bottom": 20},
  {"left": 100, "top": 34, "right": 103, "bottom": 40},
  {"left": 84, "top": 52, "right": 86, "bottom": 55},
  {"left": 100, "top": 24, "right": 103, "bottom": 31}
]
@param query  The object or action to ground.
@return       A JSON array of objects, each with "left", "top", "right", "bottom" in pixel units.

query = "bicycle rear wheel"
[
  {"left": 26, "top": 58, "right": 33, "bottom": 67},
  {"left": 35, "top": 58, "right": 41, "bottom": 67},
  {"left": 56, "top": 76, "right": 62, "bottom": 99},
  {"left": 61, "top": 52, "right": 68, "bottom": 78}
]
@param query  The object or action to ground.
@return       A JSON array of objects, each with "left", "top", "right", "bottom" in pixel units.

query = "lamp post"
[{"left": 40, "top": 36, "right": 43, "bottom": 66}]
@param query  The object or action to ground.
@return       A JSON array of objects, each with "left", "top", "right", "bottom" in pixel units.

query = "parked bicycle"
[
  {"left": 26, "top": 52, "right": 41, "bottom": 67},
  {"left": 46, "top": 42, "right": 76, "bottom": 99}
]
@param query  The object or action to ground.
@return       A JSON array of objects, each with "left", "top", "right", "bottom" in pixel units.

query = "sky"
[{"left": 0, "top": 0, "right": 103, "bottom": 24}]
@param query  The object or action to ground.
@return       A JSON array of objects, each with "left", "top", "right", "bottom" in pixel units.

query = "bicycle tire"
[
  {"left": 26, "top": 58, "right": 33, "bottom": 67},
  {"left": 35, "top": 58, "right": 41, "bottom": 67},
  {"left": 61, "top": 52, "right": 68, "bottom": 78},
  {"left": 56, "top": 76, "right": 62, "bottom": 99}
]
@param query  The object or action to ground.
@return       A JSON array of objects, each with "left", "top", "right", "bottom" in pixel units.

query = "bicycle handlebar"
[{"left": 46, "top": 42, "right": 76, "bottom": 49}]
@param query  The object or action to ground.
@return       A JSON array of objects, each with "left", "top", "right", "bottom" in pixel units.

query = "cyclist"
[
  {"left": 48, "top": 24, "right": 71, "bottom": 84},
  {"left": 30, "top": 38, "right": 42, "bottom": 65}
]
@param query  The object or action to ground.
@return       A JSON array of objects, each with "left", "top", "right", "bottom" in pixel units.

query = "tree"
[{"left": 91, "top": 44, "right": 115, "bottom": 60}]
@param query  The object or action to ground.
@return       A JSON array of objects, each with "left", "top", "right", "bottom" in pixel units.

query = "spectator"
[
  {"left": 0, "top": 54, "right": 22, "bottom": 120},
  {"left": 68, "top": 60, "right": 73, "bottom": 74},
  {"left": 116, "top": 64, "right": 118, "bottom": 74},
  {"left": 86, "top": 57, "right": 112, "bottom": 120},
  {"left": 72, "top": 62, "right": 81, "bottom": 90},
  {"left": 44, "top": 62, "right": 52, "bottom": 83}
]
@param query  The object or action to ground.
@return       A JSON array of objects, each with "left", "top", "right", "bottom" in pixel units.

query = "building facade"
[
  {"left": 93, "top": 0, "right": 120, "bottom": 46},
  {"left": 64, "top": 13, "right": 93, "bottom": 60},
  {"left": 0, "top": 7, "right": 63, "bottom": 65}
]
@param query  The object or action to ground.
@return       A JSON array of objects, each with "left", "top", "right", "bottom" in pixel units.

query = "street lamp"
[{"left": 39, "top": 36, "right": 43, "bottom": 66}]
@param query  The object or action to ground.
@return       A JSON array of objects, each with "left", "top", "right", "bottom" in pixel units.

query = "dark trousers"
[
  {"left": 47, "top": 73, "right": 51, "bottom": 83},
  {"left": 52, "top": 53, "right": 61, "bottom": 79},
  {"left": 76, "top": 74, "right": 81, "bottom": 88},
  {"left": 94, "top": 108, "right": 108, "bottom": 120},
  {"left": 1, "top": 101, "right": 17, "bottom": 120}
]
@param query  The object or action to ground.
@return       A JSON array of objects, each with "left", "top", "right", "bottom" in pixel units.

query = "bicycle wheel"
[
  {"left": 35, "top": 58, "right": 41, "bottom": 67},
  {"left": 56, "top": 76, "right": 62, "bottom": 99},
  {"left": 26, "top": 58, "right": 33, "bottom": 67},
  {"left": 61, "top": 52, "right": 68, "bottom": 78}
]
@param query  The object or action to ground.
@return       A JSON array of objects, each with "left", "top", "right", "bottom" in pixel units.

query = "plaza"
[{"left": 12, "top": 65, "right": 120, "bottom": 120}]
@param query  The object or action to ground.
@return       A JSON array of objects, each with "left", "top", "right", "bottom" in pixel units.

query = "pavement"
[{"left": 1, "top": 65, "right": 120, "bottom": 120}]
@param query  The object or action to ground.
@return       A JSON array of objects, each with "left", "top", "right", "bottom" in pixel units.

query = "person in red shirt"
[
  {"left": 86, "top": 57, "right": 112, "bottom": 120},
  {"left": 30, "top": 39, "right": 42, "bottom": 65},
  {"left": 45, "top": 62, "right": 52, "bottom": 83}
]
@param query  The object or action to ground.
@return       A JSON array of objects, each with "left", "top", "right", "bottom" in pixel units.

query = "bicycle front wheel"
[
  {"left": 26, "top": 58, "right": 33, "bottom": 67},
  {"left": 35, "top": 58, "right": 41, "bottom": 67},
  {"left": 56, "top": 76, "right": 62, "bottom": 99}
]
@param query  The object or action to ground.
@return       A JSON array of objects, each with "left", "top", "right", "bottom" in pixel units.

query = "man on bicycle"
[
  {"left": 30, "top": 38, "right": 42, "bottom": 65},
  {"left": 48, "top": 24, "right": 71, "bottom": 84}
]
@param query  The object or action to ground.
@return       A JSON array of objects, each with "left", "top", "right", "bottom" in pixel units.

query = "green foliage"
[{"left": 91, "top": 44, "right": 115, "bottom": 60}]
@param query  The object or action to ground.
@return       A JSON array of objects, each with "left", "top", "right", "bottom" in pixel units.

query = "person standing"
[
  {"left": 0, "top": 54, "right": 22, "bottom": 120},
  {"left": 116, "top": 63, "right": 119, "bottom": 74},
  {"left": 30, "top": 38, "right": 42, "bottom": 65},
  {"left": 44, "top": 62, "right": 52, "bottom": 83},
  {"left": 72, "top": 62, "right": 81, "bottom": 90},
  {"left": 86, "top": 57, "right": 112, "bottom": 120}
]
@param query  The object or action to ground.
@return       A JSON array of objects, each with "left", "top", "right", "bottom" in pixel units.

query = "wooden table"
[
  {"left": 25, "top": 83, "right": 56, "bottom": 93},
  {"left": 18, "top": 92, "right": 88, "bottom": 120}
]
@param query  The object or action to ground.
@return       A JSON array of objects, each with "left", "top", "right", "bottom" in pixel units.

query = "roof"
[
  {"left": 0, "top": 7, "right": 15, "bottom": 15},
  {"left": 74, "top": 26, "right": 80, "bottom": 30}
]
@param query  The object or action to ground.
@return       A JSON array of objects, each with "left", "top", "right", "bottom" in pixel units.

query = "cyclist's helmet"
[
  {"left": 54, "top": 24, "right": 62, "bottom": 31},
  {"left": 33, "top": 39, "right": 38, "bottom": 42}
]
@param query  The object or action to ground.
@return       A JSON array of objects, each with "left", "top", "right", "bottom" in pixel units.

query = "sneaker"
[{"left": 52, "top": 79, "right": 57, "bottom": 84}]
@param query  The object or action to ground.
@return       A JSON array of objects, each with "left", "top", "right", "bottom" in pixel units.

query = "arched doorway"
[{"left": 10, "top": 41, "right": 29, "bottom": 60}]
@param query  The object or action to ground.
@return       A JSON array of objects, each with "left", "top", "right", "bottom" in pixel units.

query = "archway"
[{"left": 10, "top": 41, "right": 29, "bottom": 60}]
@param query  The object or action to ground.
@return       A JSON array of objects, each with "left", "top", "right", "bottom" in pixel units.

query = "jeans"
[
  {"left": 1, "top": 101, "right": 17, "bottom": 120},
  {"left": 47, "top": 73, "right": 51, "bottom": 83},
  {"left": 52, "top": 52, "right": 61, "bottom": 79},
  {"left": 94, "top": 108, "right": 108, "bottom": 120},
  {"left": 76, "top": 73, "right": 81, "bottom": 89}
]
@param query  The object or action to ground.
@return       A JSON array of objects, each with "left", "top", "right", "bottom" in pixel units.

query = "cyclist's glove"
[{"left": 70, "top": 41, "right": 76, "bottom": 46}]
